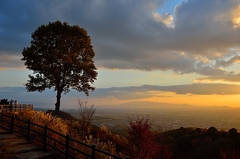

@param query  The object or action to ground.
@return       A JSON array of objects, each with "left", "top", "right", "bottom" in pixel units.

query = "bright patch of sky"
[
  {"left": 158, "top": 0, "right": 185, "bottom": 15},
  {"left": 94, "top": 70, "right": 204, "bottom": 88},
  {"left": 152, "top": 0, "right": 185, "bottom": 27},
  {"left": 0, "top": 70, "right": 31, "bottom": 87},
  {"left": 0, "top": 69, "right": 203, "bottom": 88}
]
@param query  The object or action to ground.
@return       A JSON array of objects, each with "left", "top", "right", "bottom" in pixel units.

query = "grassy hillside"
[{"left": 2, "top": 109, "right": 240, "bottom": 159}]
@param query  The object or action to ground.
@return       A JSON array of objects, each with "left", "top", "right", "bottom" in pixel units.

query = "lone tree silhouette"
[{"left": 22, "top": 21, "right": 97, "bottom": 116}]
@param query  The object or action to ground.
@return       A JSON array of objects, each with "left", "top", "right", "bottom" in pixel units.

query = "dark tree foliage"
[
  {"left": 229, "top": 128, "right": 239, "bottom": 140},
  {"left": 207, "top": 126, "right": 219, "bottom": 141},
  {"left": 177, "top": 135, "right": 192, "bottom": 151},
  {"left": 22, "top": 21, "right": 97, "bottom": 116}
]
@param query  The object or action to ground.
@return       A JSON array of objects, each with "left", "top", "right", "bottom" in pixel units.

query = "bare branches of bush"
[{"left": 77, "top": 98, "right": 96, "bottom": 135}]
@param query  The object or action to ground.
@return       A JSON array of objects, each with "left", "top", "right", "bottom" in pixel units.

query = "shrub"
[
  {"left": 14, "top": 110, "right": 68, "bottom": 152},
  {"left": 177, "top": 135, "right": 192, "bottom": 151},
  {"left": 221, "top": 150, "right": 240, "bottom": 159},
  {"left": 229, "top": 128, "right": 239, "bottom": 141},
  {"left": 207, "top": 126, "right": 219, "bottom": 141},
  {"left": 1, "top": 110, "right": 121, "bottom": 158},
  {"left": 125, "top": 117, "right": 172, "bottom": 159},
  {"left": 77, "top": 98, "right": 96, "bottom": 136},
  {"left": 16, "top": 110, "right": 67, "bottom": 134},
  {"left": 236, "top": 136, "right": 240, "bottom": 150}
]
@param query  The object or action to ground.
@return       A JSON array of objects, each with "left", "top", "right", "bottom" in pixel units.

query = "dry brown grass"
[
  {"left": 16, "top": 110, "right": 68, "bottom": 134},
  {"left": 10, "top": 110, "right": 120, "bottom": 158}
]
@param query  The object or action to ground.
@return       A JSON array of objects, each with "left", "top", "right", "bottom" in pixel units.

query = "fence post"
[
  {"left": 65, "top": 134, "right": 69, "bottom": 159},
  {"left": 27, "top": 119, "right": 30, "bottom": 141},
  {"left": 91, "top": 145, "right": 95, "bottom": 159},
  {"left": 10, "top": 115, "right": 14, "bottom": 134},
  {"left": 43, "top": 125, "right": 47, "bottom": 150}
]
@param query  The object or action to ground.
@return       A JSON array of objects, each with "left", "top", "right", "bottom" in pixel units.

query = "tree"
[
  {"left": 21, "top": 21, "right": 97, "bottom": 116},
  {"left": 177, "top": 135, "right": 192, "bottom": 151},
  {"left": 229, "top": 128, "right": 239, "bottom": 140}
]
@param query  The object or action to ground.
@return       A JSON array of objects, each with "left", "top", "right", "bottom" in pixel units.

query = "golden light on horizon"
[
  {"left": 193, "top": 79, "right": 240, "bottom": 85},
  {"left": 143, "top": 91, "right": 240, "bottom": 107}
]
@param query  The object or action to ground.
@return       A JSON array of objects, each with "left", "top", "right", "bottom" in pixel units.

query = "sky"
[{"left": 1, "top": 0, "right": 240, "bottom": 109}]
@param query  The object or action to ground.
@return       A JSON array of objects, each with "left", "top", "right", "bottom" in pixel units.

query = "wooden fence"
[
  {"left": 0, "top": 112, "right": 130, "bottom": 159},
  {"left": 0, "top": 104, "right": 33, "bottom": 113}
]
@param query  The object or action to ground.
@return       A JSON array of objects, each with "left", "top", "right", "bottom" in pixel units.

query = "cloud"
[
  {"left": 152, "top": 12, "right": 174, "bottom": 27},
  {"left": 195, "top": 74, "right": 240, "bottom": 83},
  {"left": 71, "top": 83, "right": 240, "bottom": 101},
  {"left": 215, "top": 55, "right": 240, "bottom": 68},
  {"left": 1, "top": 0, "right": 240, "bottom": 84},
  {"left": 0, "top": 55, "right": 24, "bottom": 70},
  {"left": 232, "top": 5, "right": 240, "bottom": 28},
  {"left": 2, "top": 84, "right": 240, "bottom": 107}
]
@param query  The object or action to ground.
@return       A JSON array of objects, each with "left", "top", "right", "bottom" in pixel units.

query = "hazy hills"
[{"left": 98, "top": 101, "right": 232, "bottom": 110}]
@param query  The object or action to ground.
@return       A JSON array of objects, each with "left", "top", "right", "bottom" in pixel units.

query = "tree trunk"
[{"left": 55, "top": 90, "right": 62, "bottom": 116}]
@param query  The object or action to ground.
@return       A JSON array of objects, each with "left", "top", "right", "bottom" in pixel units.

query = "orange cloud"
[{"left": 232, "top": 5, "right": 240, "bottom": 28}]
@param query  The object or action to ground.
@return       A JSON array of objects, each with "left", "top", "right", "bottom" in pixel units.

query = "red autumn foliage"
[
  {"left": 221, "top": 150, "right": 240, "bottom": 159},
  {"left": 125, "top": 117, "right": 172, "bottom": 159}
]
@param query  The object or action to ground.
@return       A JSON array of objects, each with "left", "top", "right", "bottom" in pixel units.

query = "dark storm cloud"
[
  {"left": 0, "top": 1, "right": 42, "bottom": 53},
  {"left": 1, "top": 0, "right": 240, "bottom": 83},
  {"left": 172, "top": 0, "right": 240, "bottom": 55}
]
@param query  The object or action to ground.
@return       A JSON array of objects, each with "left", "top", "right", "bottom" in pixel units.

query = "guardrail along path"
[{"left": 0, "top": 128, "right": 60, "bottom": 159}]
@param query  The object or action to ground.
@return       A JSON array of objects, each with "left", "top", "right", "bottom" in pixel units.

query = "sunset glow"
[
  {"left": 144, "top": 93, "right": 240, "bottom": 107},
  {"left": 1, "top": 0, "right": 240, "bottom": 109}
]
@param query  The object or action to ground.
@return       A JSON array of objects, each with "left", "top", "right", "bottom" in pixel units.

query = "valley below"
[{"left": 60, "top": 102, "right": 240, "bottom": 135}]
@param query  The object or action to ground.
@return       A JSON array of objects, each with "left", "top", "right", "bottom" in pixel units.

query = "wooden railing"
[
  {"left": 0, "top": 104, "right": 33, "bottom": 113},
  {"left": 0, "top": 112, "right": 130, "bottom": 159}
]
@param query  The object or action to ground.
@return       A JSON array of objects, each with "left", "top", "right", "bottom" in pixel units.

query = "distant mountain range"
[{"left": 97, "top": 101, "right": 232, "bottom": 110}]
